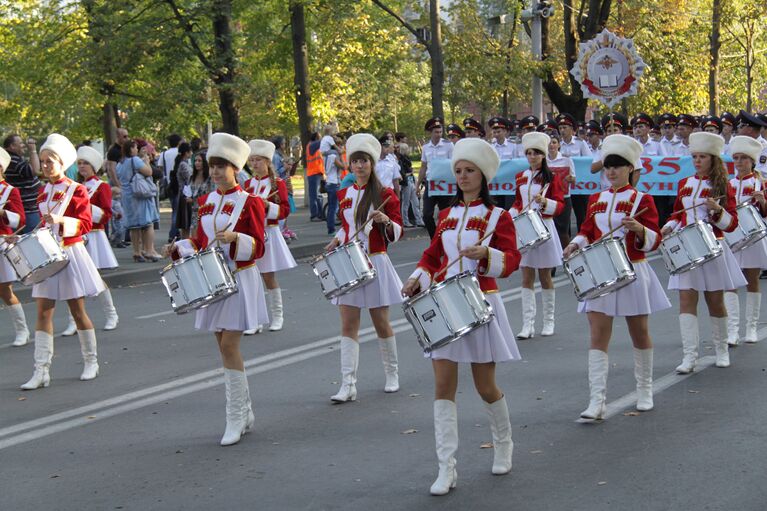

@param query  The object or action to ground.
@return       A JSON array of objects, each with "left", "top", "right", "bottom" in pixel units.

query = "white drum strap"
[
  {"left": 0, "top": 183, "right": 12, "bottom": 209},
  {"left": 86, "top": 180, "right": 102, "bottom": 198},
  {"left": 224, "top": 191, "right": 249, "bottom": 234},
  {"left": 47, "top": 181, "right": 78, "bottom": 216},
  {"left": 480, "top": 207, "right": 504, "bottom": 247},
  {"left": 629, "top": 190, "right": 643, "bottom": 218}
]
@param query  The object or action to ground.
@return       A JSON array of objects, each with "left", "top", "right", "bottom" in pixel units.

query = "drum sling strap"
[
  {"left": 218, "top": 191, "right": 249, "bottom": 273},
  {"left": 45, "top": 181, "right": 78, "bottom": 242},
  {"left": 0, "top": 184, "right": 12, "bottom": 250},
  {"left": 480, "top": 206, "right": 504, "bottom": 249}
]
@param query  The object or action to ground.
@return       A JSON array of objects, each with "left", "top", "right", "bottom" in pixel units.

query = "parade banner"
[{"left": 427, "top": 155, "right": 735, "bottom": 197}]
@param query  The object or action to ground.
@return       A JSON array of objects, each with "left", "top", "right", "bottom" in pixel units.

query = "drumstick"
[
  {"left": 433, "top": 229, "right": 496, "bottom": 281},
  {"left": 597, "top": 207, "right": 649, "bottom": 242},
  {"left": 349, "top": 195, "right": 392, "bottom": 241},
  {"left": 669, "top": 195, "right": 725, "bottom": 217}
]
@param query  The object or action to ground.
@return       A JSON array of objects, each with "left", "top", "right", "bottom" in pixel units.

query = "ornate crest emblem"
[{"left": 570, "top": 29, "right": 645, "bottom": 108}]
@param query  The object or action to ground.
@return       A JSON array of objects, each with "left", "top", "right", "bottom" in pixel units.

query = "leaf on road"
[
  {"left": 623, "top": 411, "right": 640, "bottom": 416},
  {"left": 401, "top": 428, "right": 418, "bottom": 435},
  {"left": 175, "top": 450, "right": 184, "bottom": 454},
  {"left": 408, "top": 393, "right": 420, "bottom": 398},
  {"left": 17, "top": 396, "right": 26, "bottom": 401},
  {"left": 86, "top": 416, "right": 96, "bottom": 419},
  {"left": 688, "top": 390, "right": 700, "bottom": 394},
  {"left": 480, "top": 442, "right": 493, "bottom": 449},
  {"left": 597, "top": 481, "right": 607, "bottom": 486},
  {"left": 530, "top": 450, "right": 543, "bottom": 454}
]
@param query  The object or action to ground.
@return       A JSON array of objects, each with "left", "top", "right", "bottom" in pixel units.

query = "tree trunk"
[
  {"left": 708, "top": 0, "right": 722, "bottom": 115},
  {"left": 290, "top": 0, "right": 313, "bottom": 168},
  {"left": 102, "top": 103, "right": 118, "bottom": 146},
  {"left": 212, "top": 0, "right": 239, "bottom": 135},
  {"left": 429, "top": 0, "right": 445, "bottom": 119}
]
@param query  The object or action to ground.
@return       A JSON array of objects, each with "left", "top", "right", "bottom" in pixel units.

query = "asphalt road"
[{"left": 1, "top": 234, "right": 766, "bottom": 510}]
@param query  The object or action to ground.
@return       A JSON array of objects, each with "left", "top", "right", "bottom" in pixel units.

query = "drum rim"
[
  {"left": 419, "top": 311, "right": 495, "bottom": 353},
  {"left": 661, "top": 221, "right": 723, "bottom": 274},
  {"left": 320, "top": 270, "right": 377, "bottom": 299},
  {"left": 2, "top": 227, "right": 60, "bottom": 254},
  {"left": 563, "top": 237, "right": 637, "bottom": 301},
  {"left": 171, "top": 285, "right": 239, "bottom": 314},
  {"left": 402, "top": 270, "right": 478, "bottom": 306},
  {"left": 313, "top": 238, "right": 367, "bottom": 263},
  {"left": 160, "top": 245, "right": 228, "bottom": 274}
]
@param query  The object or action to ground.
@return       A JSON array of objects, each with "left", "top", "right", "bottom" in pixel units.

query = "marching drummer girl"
[
  {"left": 166, "top": 133, "right": 268, "bottom": 446},
  {"left": 402, "top": 138, "right": 521, "bottom": 495},
  {"left": 0, "top": 147, "right": 30, "bottom": 347},
  {"left": 562, "top": 135, "right": 671, "bottom": 420},
  {"left": 661, "top": 132, "right": 746, "bottom": 373},
  {"left": 723, "top": 136, "right": 767, "bottom": 345},
  {"left": 21, "top": 134, "right": 106, "bottom": 389},
  {"left": 59, "top": 146, "right": 120, "bottom": 336},
  {"left": 510, "top": 132, "right": 565, "bottom": 339},
  {"left": 323, "top": 133, "right": 403, "bottom": 402},
  {"left": 243, "top": 139, "right": 296, "bottom": 333}
]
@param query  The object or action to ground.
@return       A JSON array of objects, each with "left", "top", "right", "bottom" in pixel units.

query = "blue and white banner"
[{"left": 427, "top": 155, "right": 734, "bottom": 196}]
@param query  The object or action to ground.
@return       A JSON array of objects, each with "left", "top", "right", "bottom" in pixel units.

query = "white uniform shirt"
[
  {"left": 671, "top": 141, "right": 690, "bottom": 156},
  {"left": 659, "top": 137, "right": 677, "bottom": 156},
  {"left": 637, "top": 137, "right": 665, "bottom": 156},
  {"left": 375, "top": 155, "right": 400, "bottom": 189},
  {"left": 492, "top": 140, "right": 516, "bottom": 160},
  {"left": 421, "top": 139, "right": 453, "bottom": 180},
  {"left": 560, "top": 137, "right": 592, "bottom": 158},
  {"left": 158, "top": 147, "right": 178, "bottom": 183}
]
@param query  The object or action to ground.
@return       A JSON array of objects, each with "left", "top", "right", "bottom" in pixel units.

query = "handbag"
[{"left": 129, "top": 157, "right": 158, "bottom": 199}]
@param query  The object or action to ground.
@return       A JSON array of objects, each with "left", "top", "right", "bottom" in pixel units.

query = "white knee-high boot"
[
  {"left": 78, "top": 329, "right": 99, "bottom": 380},
  {"left": 711, "top": 316, "right": 730, "bottom": 368},
  {"left": 675, "top": 313, "right": 699, "bottom": 374},
  {"left": 580, "top": 349, "right": 608, "bottom": 420},
  {"left": 9, "top": 303, "right": 30, "bottom": 347},
  {"left": 484, "top": 396, "right": 513, "bottom": 475},
  {"left": 220, "top": 368, "right": 254, "bottom": 446},
  {"left": 517, "top": 288, "right": 536, "bottom": 339},
  {"left": 60, "top": 313, "right": 77, "bottom": 337},
  {"left": 430, "top": 399, "right": 458, "bottom": 496},
  {"left": 633, "top": 348, "right": 654, "bottom": 411},
  {"left": 724, "top": 291, "right": 740, "bottom": 346},
  {"left": 20, "top": 331, "right": 54, "bottom": 390},
  {"left": 267, "top": 288, "right": 283, "bottom": 331},
  {"left": 540, "top": 289, "right": 555, "bottom": 336},
  {"left": 378, "top": 336, "right": 399, "bottom": 393},
  {"left": 744, "top": 292, "right": 761, "bottom": 343},
  {"left": 331, "top": 337, "right": 359, "bottom": 403},
  {"left": 99, "top": 288, "right": 119, "bottom": 331}
]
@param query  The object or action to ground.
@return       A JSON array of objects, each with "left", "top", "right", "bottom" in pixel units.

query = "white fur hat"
[
  {"left": 346, "top": 133, "right": 381, "bottom": 165},
  {"left": 207, "top": 133, "right": 250, "bottom": 170},
  {"left": 601, "top": 134, "right": 643, "bottom": 169},
  {"left": 39, "top": 133, "right": 77, "bottom": 169},
  {"left": 0, "top": 147, "right": 10, "bottom": 173},
  {"left": 248, "top": 139, "right": 275, "bottom": 161},
  {"left": 77, "top": 146, "right": 103, "bottom": 172},
  {"left": 728, "top": 135, "right": 762, "bottom": 163},
  {"left": 521, "top": 132, "right": 550, "bottom": 155},
  {"left": 451, "top": 138, "right": 500, "bottom": 182},
  {"left": 689, "top": 132, "right": 725, "bottom": 156}
]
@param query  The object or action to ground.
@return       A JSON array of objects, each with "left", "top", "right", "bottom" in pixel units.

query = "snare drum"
[
  {"left": 512, "top": 209, "right": 551, "bottom": 253},
  {"left": 563, "top": 237, "right": 636, "bottom": 301},
  {"left": 660, "top": 221, "right": 722, "bottom": 275},
  {"left": 3, "top": 228, "right": 69, "bottom": 285},
  {"left": 311, "top": 239, "right": 376, "bottom": 299},
  {"left": 403, "top": 271, "right": 494, "bottom": 353},
  {"left": 160, "top": 247, "right": 238, "bottom": 314},
  {"left": 724, "top": 203, "right": 767, "bottom": 252}
]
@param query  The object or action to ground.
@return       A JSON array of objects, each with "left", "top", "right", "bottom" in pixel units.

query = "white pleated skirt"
[
  {"left": 194, "top": 265, "right": 269, "bottom": 332},
  {"left": 257, "top": 225, "right": 297, "bottom": 273},
  {"left": 0, "top": 252, "right": 16, "bottom": 283},
  {"left": 668, "top": 241, "right": 747, "bottom": 291},
  {"left": 32, "top": 242, "right": 105, "bottom": 301},
  {"left": 428, "top": 292, "right": 521, "bottom": 363},
  {"left": 732, "top": 236, "right": 767, "bottom": 270},
  {"left": 578, "top": 261, "right": 672, "bottom": 316},
  {"left": 85, "top": 230, "right": 118, "bottom": 269},
  {"left": 332, "top": 253, "right": 404, "bottom": 309},
  {"left": 520, "top": 217, "right": 563, "bottom": 268}
]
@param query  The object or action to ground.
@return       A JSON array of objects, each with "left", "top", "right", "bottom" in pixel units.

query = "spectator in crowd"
[
  {"left": 2, "top": 134, "right": 41, "bottom": 233},
  {"left": 110, "top": 187, "right": 126, "bottom": 248},
  {"left": 324, "top": 135, "right": 346, "bottom": 236},
  {"left": 375, "top": 136, "right": 401, "bottom": 196},
  {"left": 187, "top": 151, "right": 214, "bottom": 235},
  {"left": 172, "top": 142, "right": 194, "bottom": 239},
  {"left": 158, "top": 133, "right": 183, "bottom": 242},
  {"left": 273, "top": 136, "right": 298, "bottom": 241},
  {"left": 116, "top": 139, "right": 160, "bottom": 262},
  {"left": 396, "top": 142, "right": 424, "bottom": 228},
  {"left": 105, "top": 128, "right": 130, "bottom": 190},
  {"left": 306, "top": 132, "right": 325, "bottom": 221}
]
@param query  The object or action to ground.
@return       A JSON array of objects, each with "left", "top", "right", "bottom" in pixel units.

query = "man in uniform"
[
  {"left": 657, "top": 113, "right": 678, "bottom": 156},
  {"left": 632, "top": 112, "right": 665, "bottom": 156},
  {"left": 488, "top": 117, "right": 516, "bottom": 160},
  {"left": 721, "top": 112, "right": 736, "bottom": 153},
  {"left": 463, "top": 118, "right": 483, "bottom": 139},
  {"left": 514, "top": 115, "right": 539, "bottom": 157},
  {"left": 736, "top": 110, "right": 767, "bottom": 177},
  {"left": 701, "top": 115, "right": 723, "bottom": 134},
  {"left": 671, "top": 114, "right": 696, "bottom": 155},
  {"left": 556, "top": 113, "right": 592, "bottom": 157},
  {"left": 445, "top": 123, "right": 464, "bottom": 144},
  {"left": 419, "top": 117, "right": 454, "bottom": 238}
]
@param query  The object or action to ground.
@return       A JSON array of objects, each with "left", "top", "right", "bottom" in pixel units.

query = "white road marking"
[{"left": 135, "top": 310, "right": 175, "bottom": 320}]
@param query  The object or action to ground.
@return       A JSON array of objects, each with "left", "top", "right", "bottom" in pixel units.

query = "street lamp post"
[{"left": 521, "top": 1, "right": 554, "bottom": 121}]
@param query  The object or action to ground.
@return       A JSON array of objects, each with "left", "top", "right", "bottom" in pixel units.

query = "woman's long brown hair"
[
  {"left": 351, "top": 151, "right": 383, "bottom": 230},
  {"left": 708, "top": 155, "right": 729, "bottom": 207}
]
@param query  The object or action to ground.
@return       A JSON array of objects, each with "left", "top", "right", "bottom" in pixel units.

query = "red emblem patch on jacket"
[
  {"left": 198, "top": 203, "right": 215, "bottom": 217},
  {"left": 52, "top": 190, "right": 65, "bottom": 203},
  {"left": 436, "top": 216, "right": 458, "bottom": 236},
  {"left": 465, "top": 215, "right": 488, "bottom": 232},
  {"left": 339, "top": 197, "right": 353, "bottom": 210},
  {"left": 588, "top": 201, "right": 608, "bottom": 217},
  {"left": 221, "top": 201, "right": 235, "bottom": 216},
  {"left": 678, "top": 186, "right": 693, "bottom": 198},
  {"left": 614, "top": 200, "right": 635, "bottom": 215}
]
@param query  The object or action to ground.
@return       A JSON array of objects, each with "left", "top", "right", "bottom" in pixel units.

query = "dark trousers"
[
  {"left": 422, "top": 185, "right": 451, "bottom": 238},
  {"left": 653, "top": 195, "right": 675, "bottom": 227},
  {"left": 571, "top": 194, "right": 589, "bottom": 232}
]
